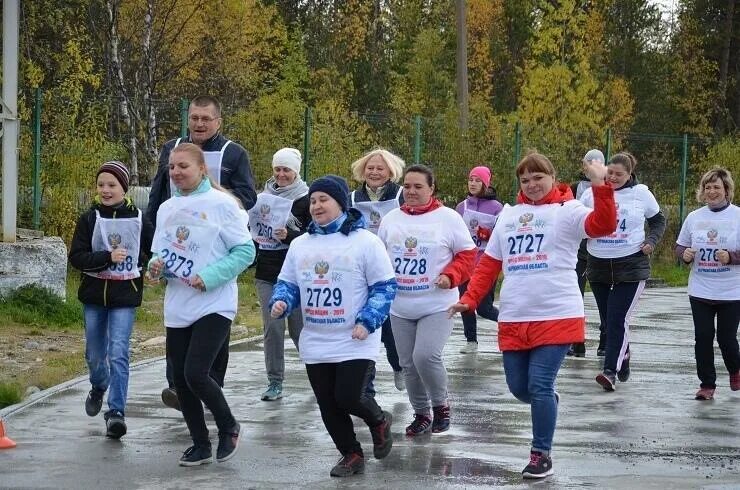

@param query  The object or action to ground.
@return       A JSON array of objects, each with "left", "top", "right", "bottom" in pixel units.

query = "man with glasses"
[{"left": 147, "top": 94, "right": 257, "bottom": 411}]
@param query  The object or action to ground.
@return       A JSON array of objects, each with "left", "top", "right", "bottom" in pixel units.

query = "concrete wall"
[{"left": 0, "top": 235, "right": 67, "bottom": 299}]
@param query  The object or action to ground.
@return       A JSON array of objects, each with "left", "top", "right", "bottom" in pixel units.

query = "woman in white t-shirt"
[
  {"left": 580, "top": 152, "right": 666, "bottom": 392},
  {"left": 269, "top": 175, "right": 397, "bottom": 478},
  {"left": 448, "top": 152, "right": 615, "bottom": 479},
  {"left": 146, "top": 143, "right": 255, "bottom": 467},
  {"left": 378, "top": 164, "right": 477, "bottom": 437},
  {"left": 675, "top": 168, "right": 740, "bottom": 401}
]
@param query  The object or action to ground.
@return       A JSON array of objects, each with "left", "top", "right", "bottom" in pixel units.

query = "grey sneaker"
[
  {"left": 460, "top": 341, "right": 478, "bottom": 354},
  {"left": 393, "top": 371, "right": 405, "bottom": 391},
  {"left": 104, "top": 410, "right": 127, "bottom": 439},
  {"left": 161, "top": 387, "right": 181, "bottom": 411},
  {"left": 261, "top": 381, "right": 283, "bottom": 401},
  {"left": 85, "top": 388, "right": 104, "bottom": 417}
]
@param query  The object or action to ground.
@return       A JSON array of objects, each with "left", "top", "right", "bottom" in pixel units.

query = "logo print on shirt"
[
  {"left": 260, "top": 204, "right": 271, "bottom": 216},
  {"left": 405, "top": 236, "right": 418, "bottom": 251},
  {"left": 469, "top": 218, "right": 479, "bottom": 230},
  {"left": 370, "top": 210, "right": 381, "bottom": 225},
  {"left": 176, "top": 226, "right": 190, "bottom": 243},
  {"left": 107, "top": 233, "right": 122, "bottom": 249},
  {"left": 314, "top": 261, "right": 330, "bottom": 278},
  {"left": 519, "top": 213, "right": 534, "bottom": 226}
]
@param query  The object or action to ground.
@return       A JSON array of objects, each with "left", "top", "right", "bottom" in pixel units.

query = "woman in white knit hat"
[{"left": 249, "top": 147, "right": 311, "bottom": 401}]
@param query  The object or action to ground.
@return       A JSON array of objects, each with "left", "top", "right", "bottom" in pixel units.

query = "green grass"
[
  {"left": 650, "top": 261, "right": 690, "bottom": 287},
  {"left": 0, "top": 383, "right": 23, "bottom": 408},
  {"left": 0, "top": 284, "right": 83, "bottom": 329}
]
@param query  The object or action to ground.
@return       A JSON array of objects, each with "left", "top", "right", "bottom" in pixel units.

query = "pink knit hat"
[{"left": 469, "top": 166, "right": 491, "bottom": 188}]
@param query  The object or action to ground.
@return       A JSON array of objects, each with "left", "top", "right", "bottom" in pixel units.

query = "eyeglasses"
[{"left": 189, "top": 115, "right": 219, "bottom": 123}]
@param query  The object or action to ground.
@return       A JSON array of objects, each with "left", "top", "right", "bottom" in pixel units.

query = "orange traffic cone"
[{"left": 0, "top": 417, "right": 17, "bottom": 449}]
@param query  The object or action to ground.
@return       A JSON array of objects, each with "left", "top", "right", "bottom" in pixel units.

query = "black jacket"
[
  {"left": 254, "top": 194, "right": 311, "bottom": 283},
  {"left": 146, "top": 133, "right": 258, "bottom": 226},
  {"left": 351, "top": 181, "right": 405, "bottom": 205},
  {"left": 69, "top": 199, "right": 154, "bottom": 307},
  {"left": 586, "top": 176, "right": 667, "bottom": 284}
]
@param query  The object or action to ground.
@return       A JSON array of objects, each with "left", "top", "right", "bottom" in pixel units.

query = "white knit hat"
[{"left": 272, "top": 148, "right": 302, "bottom": 174}]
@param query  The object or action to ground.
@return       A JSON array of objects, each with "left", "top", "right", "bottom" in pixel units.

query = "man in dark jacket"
[
  {"left": 146, "top": 94, "right": 257, "bottom": 225},
  {"left": 147, "top": 95, "right": 257, "bottom": 411}
]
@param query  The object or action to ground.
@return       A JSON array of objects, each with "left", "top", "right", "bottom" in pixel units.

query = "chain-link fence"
[{"left": 15, "top": 93, "right": 733, "bottom": 265}]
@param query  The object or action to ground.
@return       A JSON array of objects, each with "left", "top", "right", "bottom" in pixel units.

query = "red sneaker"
[
  {"left": 695, "top": 387, "right": 715, "bottom": 400},
  {"left": 730, "top": 371, "right": 740, "bottom": 391}
]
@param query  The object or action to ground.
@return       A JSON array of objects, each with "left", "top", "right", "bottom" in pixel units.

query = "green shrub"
[
  {"left": 0, "top": 382, "right": 23, "bottom": 409},
  {"left": 0, "top": 284, "right": 82, "bottom": 329}
]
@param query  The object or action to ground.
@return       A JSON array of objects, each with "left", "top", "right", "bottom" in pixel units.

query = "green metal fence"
[{"left": 19, "top": 93, "right": 729, "bottom": 265}]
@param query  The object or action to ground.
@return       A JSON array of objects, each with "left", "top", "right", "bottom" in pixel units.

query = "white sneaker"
[
  {"left": 393, "top": 371, "right": 405, "bottom": 391},
  {"left": 460, "top": 341, "right": 478, "bottom": 354}
]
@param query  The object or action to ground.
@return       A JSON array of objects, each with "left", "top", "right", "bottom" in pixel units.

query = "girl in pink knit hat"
[{"left": 454, "top": 166, "right": 503, "bottom": 353}]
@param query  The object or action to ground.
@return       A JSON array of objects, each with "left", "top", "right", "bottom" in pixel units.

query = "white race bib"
[
  {"left": 296, "top": 247, "right": 356, "bottom": 329},
  {"left": 462, "top": 205, "right": 498, "bottom": 251},
  {"left": 87, "top": 210, "right": 142, "bottom": 280},
  {"left": 156, "top": 208, "right": 219, "bottom": 286},
  {"left": 248, "top": 193, "right": 294, "bottom": 250},
  {"left": 387, "top": 227, "right": 439, "bottom": 294},
  {"left": 500, "top": 206, "right": 556, "bottom": 275}
]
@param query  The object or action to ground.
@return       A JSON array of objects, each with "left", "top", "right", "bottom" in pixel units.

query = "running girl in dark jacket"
[
  {"left": 580, "top": 152, "right": 666, "bottom": 391},
  {"left": 69, "top": 161, "right": 154, "bottom": 439}
]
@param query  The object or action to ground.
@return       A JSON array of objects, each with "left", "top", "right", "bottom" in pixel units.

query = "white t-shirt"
[
  {"left": 676, "top": 204, "right": 740, "bottom": 301},
  {"left": 152, "top": 189, "right": 251, "bottom": 328},
  {"left": 378, "top": 206, "right": 476, "bottom": 319},
  {"left": 278, "top": 229, "right": 395, "bottom": 364},
  {"left": 581, "top": 183, "right": 660, "bottom": 258},
  {"left": 486, "top": 200, "right": 591, "bottom": 322}
]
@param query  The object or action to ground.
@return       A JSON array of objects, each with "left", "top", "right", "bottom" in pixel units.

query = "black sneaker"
[
  {"left": 596, "top": 348, "right": 606, "bottom": 357},
  {"left": 617, "top": 355, "right": 631, "bottom": 382},
  {"left": 216, "top": 422, "right": 241, "bottom": 462},
  {"left": 179, "top": 444, "right": 213, "bottom": 467},
  {"left": 571, "top": 342, "right": 586, "bottom": 358},
  {"left": 329, "top": 452, "right": 365, "bottom": 477},
  {"left": 161, "top": 387, "right": 181, "bottom": 411},
  {"left": 85, "top": 388, "right": 105, "bottom": 417},
  {"left": 370, "top": 411, "right": 393, "bottom": 459},
  {"left": 596, "top": 370, "right": 616, "bottom": 391},
  {"left": 522, "top": 451, "right": 553, "bottom": 479},
  {"left": 405, "top": 413, "right": 432, "bottom": 436},
  {"left": 104, "top": 410, "right": 127, "bottom": 439},
  {"left": 432, "top": 404, "right": 450, "bottom": 433}
]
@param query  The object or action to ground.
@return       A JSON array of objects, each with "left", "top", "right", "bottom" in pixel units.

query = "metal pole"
[
  {"left": 302, "top": 107, "right": 312, "bottom": 182},
  {"left": 414, "top": 115, "right": 422, "bottom": 164},
  {"left": 679, "top": 133, "right": 689, "bottom": 226},
  {"left": 2, "top": 0, "right": 20, "bottom": 242},
  {"left": 605, "top": 127, "right": 612, "bottom": 161},
  {"left": 33, "top": 88, "right": 42, "bottom": 230},
  {"left": 511, "top": 122, "right": 521, "bottom": 202},
  {"left": 455, "top": 0, "right": 469, "bottom": 131},
  {"left": 179, "top": 98, "right": 189, "bottom": 139}
]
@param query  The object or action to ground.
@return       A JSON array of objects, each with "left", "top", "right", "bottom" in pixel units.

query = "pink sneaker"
[
  {"left": 730, "top": 371, "right": 740, "bottom": 391},
  {"left": 695, "top": 387, "right": 715, "bottom": 400}
]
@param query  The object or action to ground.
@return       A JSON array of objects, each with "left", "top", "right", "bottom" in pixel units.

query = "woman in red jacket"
[{"left": 449, "top": 152, "right": 615, "bottom": 479}]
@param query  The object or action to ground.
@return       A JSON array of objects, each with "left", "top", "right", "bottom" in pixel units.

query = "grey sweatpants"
[
  {"left": 391, "top": 311, "right": 453, "bottom": 414},
  {"left": 256, "top": 279, "right": 303, "bottom": 383}
]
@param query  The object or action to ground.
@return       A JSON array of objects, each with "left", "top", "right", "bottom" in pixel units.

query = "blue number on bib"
[
  {"left": 618, "top": 219, "right": 627, "bottom": 232},
  {"left": 160, "top": 248, "right": 195, "bottom": 278},
  {"left": 393, "top": 258, "right": 427, "bottom": 275},
  {"left": 255, "top": 222, "right": 273, "bottom": 239},
  {"left": 306, "top": 287, "right": 343, "bottom": 307},
  {"left": 507, "top": 233, "right": 544, "bottom": 255},
  {"left": 699, "top": 248, "right": 718, "bottom": 262}
]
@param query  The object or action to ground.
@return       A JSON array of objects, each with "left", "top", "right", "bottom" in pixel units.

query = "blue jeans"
[
  {"left": 502, "top": 344, "right": 569, "bottom": 453},
  {"left": 83, "top": 304, "right": 136, "bottom": 414}
]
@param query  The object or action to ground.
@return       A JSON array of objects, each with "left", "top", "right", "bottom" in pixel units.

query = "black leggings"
[
  {"left": 166, "top": 333, "right": 228, "bottom": 388},
  {"left": 690, "top": 297, "right": 740, "bottom": 389},
  {"left": 167, "top": 313, "right": 236, "bottom": 446},
  {"left": 306, "top": 360, "right": 385, "bottom": 456}
]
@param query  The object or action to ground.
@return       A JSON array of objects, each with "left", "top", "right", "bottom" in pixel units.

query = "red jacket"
[{"left": 460, "top": 183, "right": 616, "bottom": 350}]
